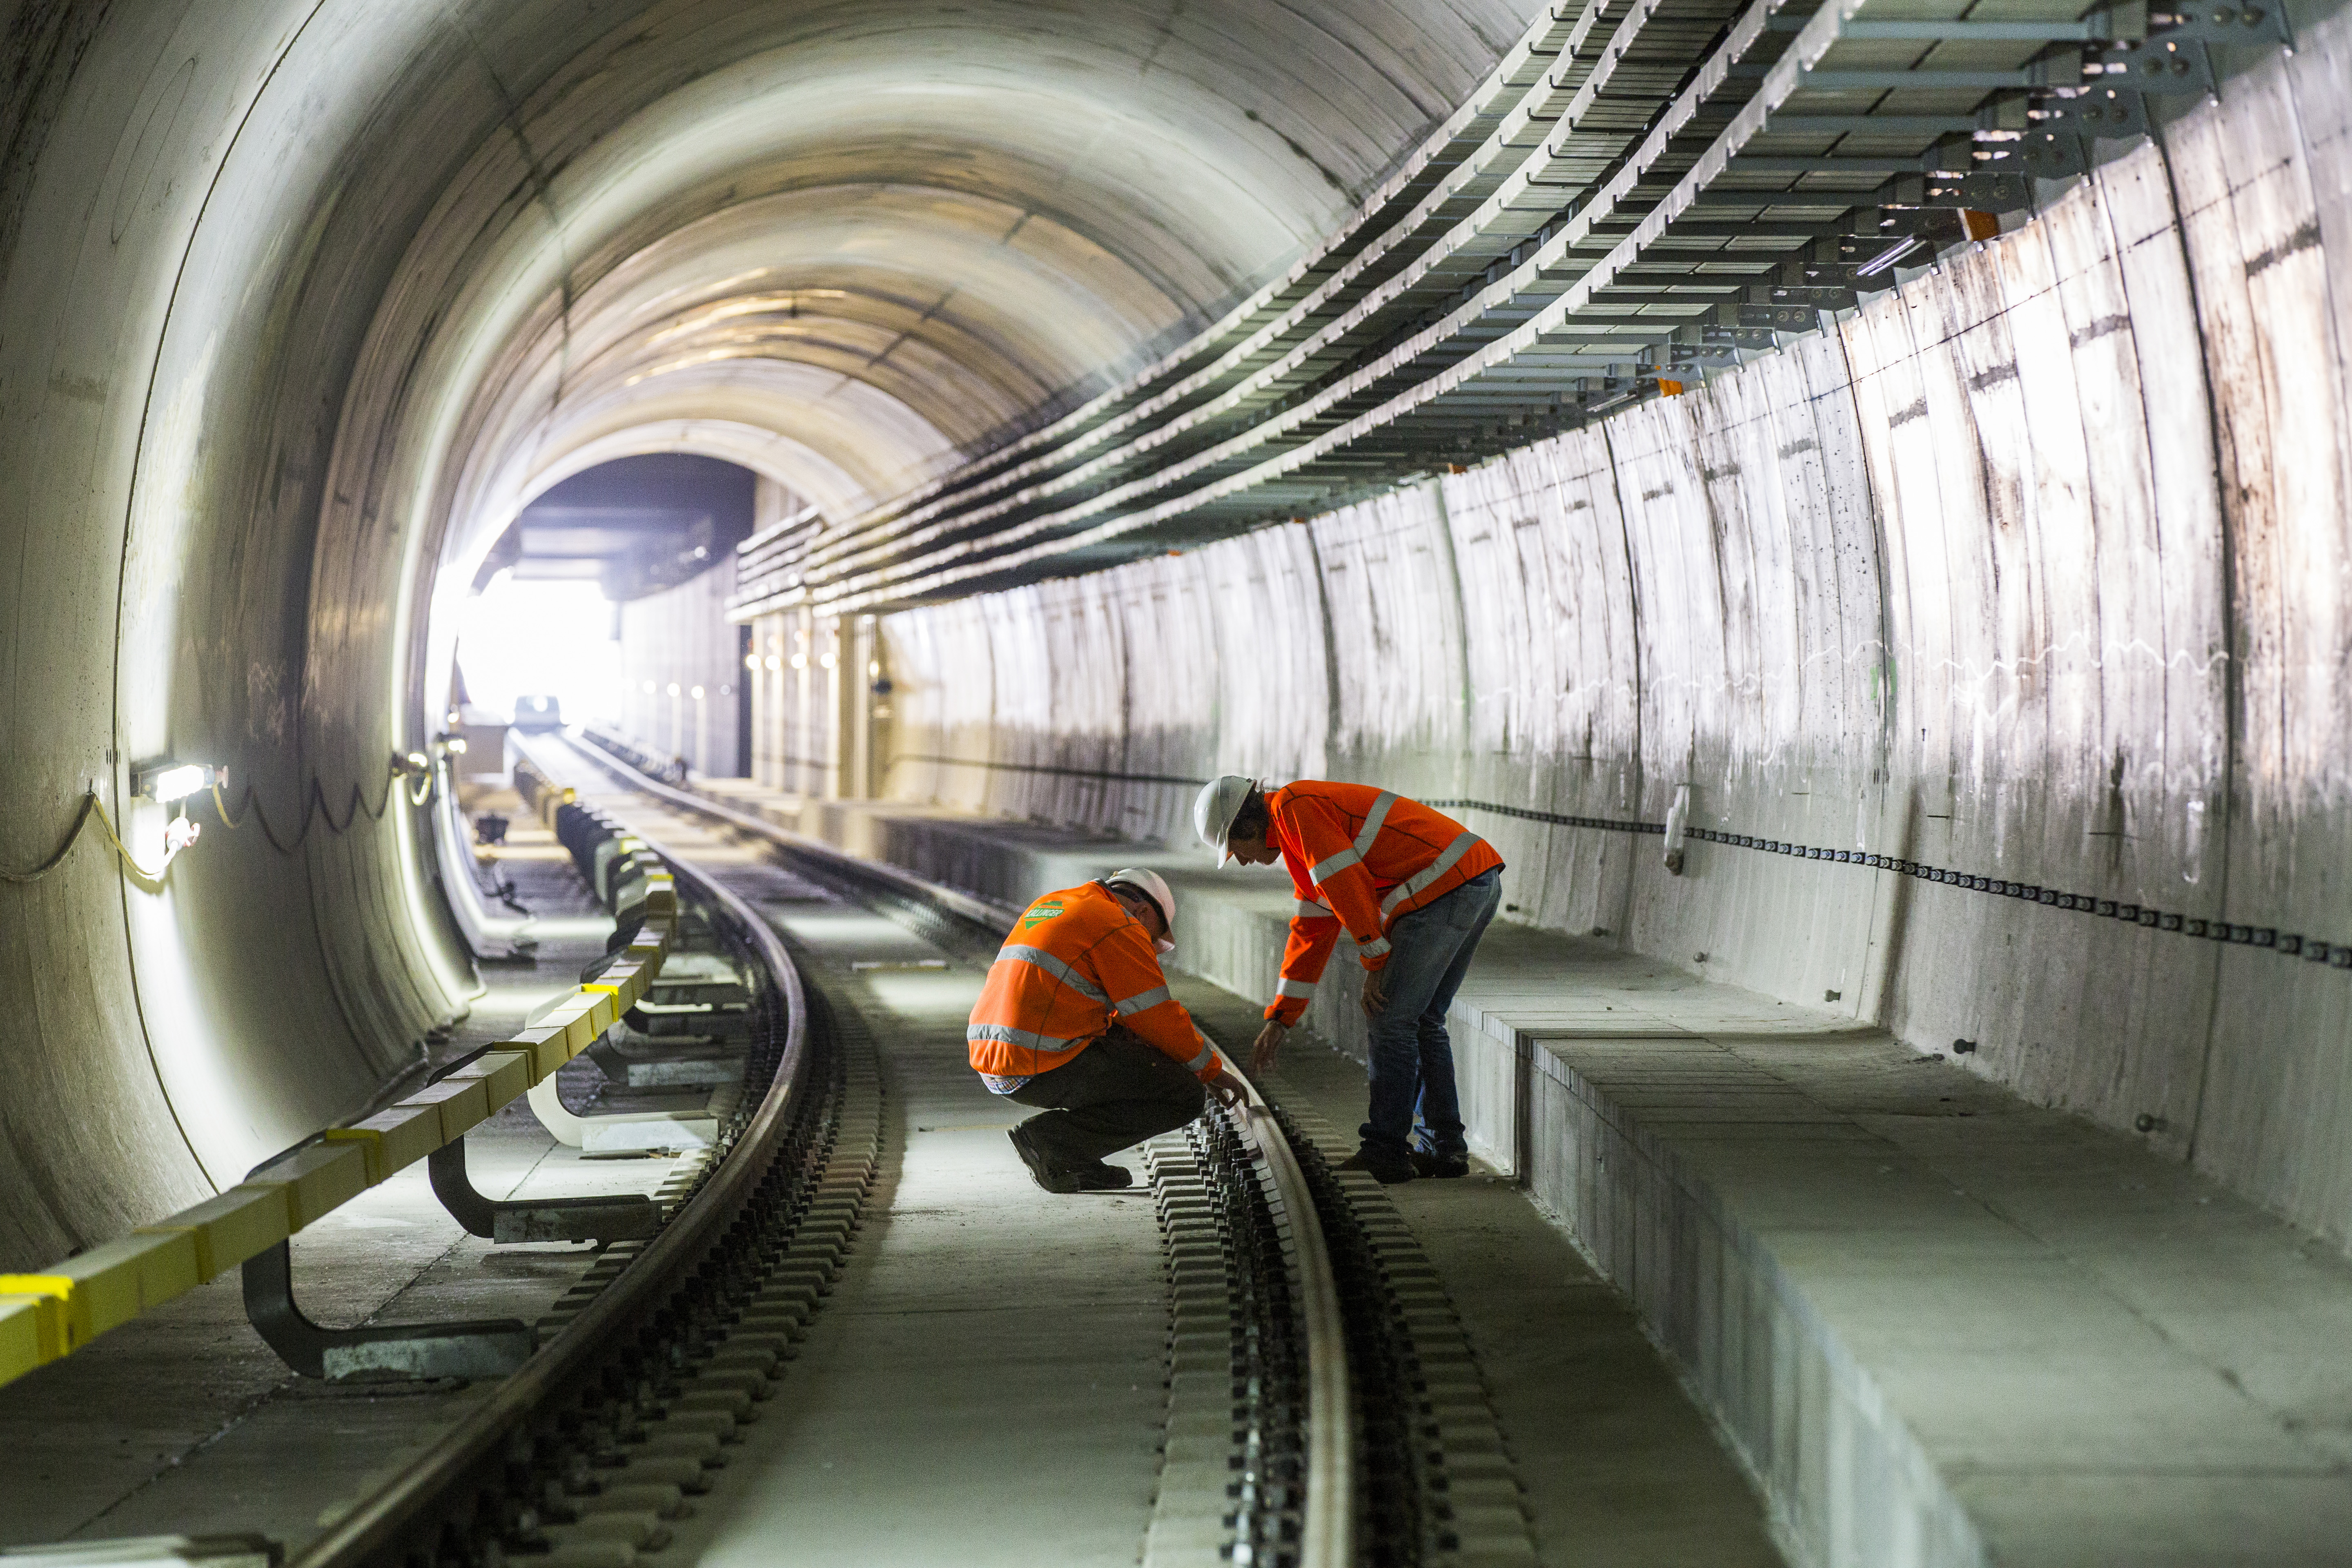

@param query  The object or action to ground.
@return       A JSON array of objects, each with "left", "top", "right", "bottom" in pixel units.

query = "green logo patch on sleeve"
[{"left": 1020, "top": 898, "right": 1066, "bottom": 931}]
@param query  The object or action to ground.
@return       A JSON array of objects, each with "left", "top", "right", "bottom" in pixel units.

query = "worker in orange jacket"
[
  {"left": 969, "top": 867, "right": 1243, "bottom": 1192},
  {"left": 1194, "top": 777, "right": 1504, "bottom": 1184}
]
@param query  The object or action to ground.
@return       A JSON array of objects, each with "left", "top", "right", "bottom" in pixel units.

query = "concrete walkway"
[{"left": 1440, "top": 928, "right": 2352, "bottom": 1568}]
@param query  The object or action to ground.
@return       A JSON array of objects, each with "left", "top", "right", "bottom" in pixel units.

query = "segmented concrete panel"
[
  {"left": 883, "top": 15, "right": 2352, "bottom": 1245},
  {"left": 0, "top": 0, "right": 1543, "bottom": 1266}
]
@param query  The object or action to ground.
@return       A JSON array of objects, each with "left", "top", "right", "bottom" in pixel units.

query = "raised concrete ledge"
[
  {"left": 679, "top": 790, "right": 2352, "bottom": 1566},
  {"left": 1450, "top": 936, "right": 2352, "bottom": 1568}
]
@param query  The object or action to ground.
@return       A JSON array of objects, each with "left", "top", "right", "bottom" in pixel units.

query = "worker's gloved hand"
[
  {"left": 1360, "top": 966, "right": 1388, "bottom": 1019},
  {"left": 1205, "top": 1065, "right": 1246, "bottom": 1110},
  {"left": 1251, "top": 1020, "right": 1288, "bottom": 1074}
]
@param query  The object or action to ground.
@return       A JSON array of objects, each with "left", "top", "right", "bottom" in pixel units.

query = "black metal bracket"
[
  {"left": 242, "top": 1240, "right": 532, "bottom": 1380},
  {"left": 427, "top": 1137, "right": 661, "bottom": 1245}
]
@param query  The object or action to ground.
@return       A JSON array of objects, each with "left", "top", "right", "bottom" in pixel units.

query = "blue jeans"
[{"left": 1361, "top": 866, "right": 1502, "bottom": 1158}]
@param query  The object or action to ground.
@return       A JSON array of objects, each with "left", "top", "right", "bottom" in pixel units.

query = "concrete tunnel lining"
[
  {"left": 2, "top": 0, "right": 2352, "bottom": 1552},
  {"left": 0, "top": 0, "right": 1543, "bottom": 1260}
]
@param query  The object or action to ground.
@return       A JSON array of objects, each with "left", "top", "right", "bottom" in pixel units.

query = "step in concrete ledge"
[{"left": 1448, "top": 979, "right": 2352, "bottom": 1568}]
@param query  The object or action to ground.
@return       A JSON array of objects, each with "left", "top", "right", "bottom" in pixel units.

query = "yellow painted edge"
[
  {"left": 0, "top": 1277, "right": 81, "bottom": 1353},
  {"left": 0, "top": 1296, "right": 49, "bottom": 1383},
  {"left": 335, "top": 1106, "right": 442, "bottom": 1183},
  {"left": 136, "top": 1185, "right": 293, "bottom": 1282},
  {"left": 481, "top": 1049, "right": 531, "bottom": 1107},
  {"left": 265, "top": 1139, "right": 373, "bottom": 1223},
  {"left": 322, "top": 1126, "right": 387, "bottom": 1186},
  {"left": 401, "top": 1076, "right": 490, "bottom": 1143},
  {"left": 450, "top": 1049, "right": 532, "bottom": 1110}
]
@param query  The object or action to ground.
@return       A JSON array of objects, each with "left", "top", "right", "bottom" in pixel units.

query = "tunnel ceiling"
[
  {"left": 397, "top": 0, "right": 1551, "bottom": 599},
  {"left": 717, "top": 0, "right": 2298, "bottom": 617},
  {"left": 0, "top": 0, "right": 1550, "bottom": 1245},
  {"left": 475, "top": 454, "right": 760, "bottom": 600}
]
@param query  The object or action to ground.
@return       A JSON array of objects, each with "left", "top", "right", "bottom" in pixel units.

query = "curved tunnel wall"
[
  {"left": 0, "top": 0, "right": 1538, "bottom": 1268},
  {"left": 881, "top": 25, "right": 2352, "bottom": 1243}
]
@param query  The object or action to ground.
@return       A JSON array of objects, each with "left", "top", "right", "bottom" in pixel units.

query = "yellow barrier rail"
[{"left": 0, "top": 781, "right": 681, "bottom": 1389}]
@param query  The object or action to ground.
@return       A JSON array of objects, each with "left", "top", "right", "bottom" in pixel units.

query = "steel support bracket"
[
  {"left": 2089, "top": 36, "right": 2216, "bottom": 91},
  {"left": 427, "top": 1138, "right": 661, "bottom": 1245},
  {"left": 1880, "top": 170, "right": 2032, "bottom": 212},
  {"left": 242, "top": 1240, "right": 532, "bottom": 1381}
]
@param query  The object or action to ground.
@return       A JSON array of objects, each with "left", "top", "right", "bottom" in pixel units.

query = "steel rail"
[
  {"left": 1233, "top": 1077, "right": 1356, "bottom": 1568},
  {"left": 562, "top": 730, "right": 1356, "bottom": 1567},
  {"left": 294, "top": 816, "right": 810, "bottom": 1568},
  {"left": 552, "top": 732, "right": 1019, "bottom": 937}
]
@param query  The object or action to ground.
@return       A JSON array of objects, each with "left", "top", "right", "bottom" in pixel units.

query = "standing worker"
[
  {"left": 969, "top": 868, "right": 1243, "bottom": 1192},
  {"left": 1194, "top": 777, "right": 1503, "bottom": 1184}
]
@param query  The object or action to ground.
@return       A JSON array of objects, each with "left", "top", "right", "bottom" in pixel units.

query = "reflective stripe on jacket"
[
  {"left": 1263, "top": 781, "right": 1503, "bottom": 1025},
  {"left": 968, "top": 881, "right": 1220, "bottom": 1081}
]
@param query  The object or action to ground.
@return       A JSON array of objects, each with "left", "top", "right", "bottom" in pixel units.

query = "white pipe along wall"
[{"left": 880, "top": 26, "right": 2352, "bottom": 1248}]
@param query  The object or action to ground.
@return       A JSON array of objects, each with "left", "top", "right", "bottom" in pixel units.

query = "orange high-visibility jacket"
[
  {"left": 1263, "top": 781, "right": 1503, "bottom": 1026},
  {"left": 968, "top": 881, "right": 1221, "bottom": 1081}
]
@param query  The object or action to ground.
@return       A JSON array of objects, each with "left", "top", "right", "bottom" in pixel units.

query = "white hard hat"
[
  {"left": 1104, "top": 867, "right": 1178, "bottom": 951},
  {"left": 1192, "top": 775, "right": 1256, "bottom": 866}
]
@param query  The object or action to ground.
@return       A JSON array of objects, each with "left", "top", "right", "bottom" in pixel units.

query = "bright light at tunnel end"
[{"left": 457, "top": 573, "right": 622, "bottom": 727}]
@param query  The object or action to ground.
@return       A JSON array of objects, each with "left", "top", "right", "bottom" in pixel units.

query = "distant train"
[{"left": 511, "top": 694, "right": 564, "bottom": 732}]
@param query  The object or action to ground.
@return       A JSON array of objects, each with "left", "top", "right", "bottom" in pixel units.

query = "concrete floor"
[
  {"left": 0, "top": 1102, "right": 689, "bottom": 1549},
  {"left": 1432, "top": 925, "right": 2352, "bottom": 1568},
  {"left": 0, "top": 831, "right": 689, "bottom": 1552},
  {"left": 655, "top": 893, "right": 1170, "bottom": 1566}
]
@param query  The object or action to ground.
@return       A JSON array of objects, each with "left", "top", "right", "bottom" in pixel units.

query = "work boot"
[
  {"left": 1337, "top": 1146, "right": 1416, "bottom": 1185},
  {"left": 1410, "top": 1149, "right": 1471, "bottom": 1179},
  {"left": 1069, "top": 1162, "right": 1133, "bottom": 1192},
  {"left": 1007, "top": 1123, "right": 1081, "bottom": 1194}
]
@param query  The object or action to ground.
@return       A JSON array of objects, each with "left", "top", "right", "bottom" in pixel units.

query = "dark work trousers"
[
  {"left": 1361, "top": 866, "right": 1503, "bottom": 1160},
  {"left": 1007, "top": 1025, "right": 1207, "bottom": 1169}
]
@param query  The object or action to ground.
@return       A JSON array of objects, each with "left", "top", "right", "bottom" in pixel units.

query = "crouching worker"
[
  {"left": 969, "top": 868, "right": 1245, "bottom": 1193},
  {"left": 1194, "top": 777, "right": 1503, "bottom": 1185}
]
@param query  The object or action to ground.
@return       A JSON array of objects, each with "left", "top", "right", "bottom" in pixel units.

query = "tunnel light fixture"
[
  {"left": 690, "top": 685, "right": 705, "bottom": 700},
  {"left": 137, "top": 761, "right": 224, "bottom": 803},
  {"left": 667, "top": 682, "right": 681, "bottom": 696}
]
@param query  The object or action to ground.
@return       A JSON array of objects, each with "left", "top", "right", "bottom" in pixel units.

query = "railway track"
[{"left": 299, "top": 734, "right": 1530, "bottom": 1568}]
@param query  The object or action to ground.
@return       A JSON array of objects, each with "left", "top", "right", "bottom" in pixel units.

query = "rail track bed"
[
  {"left": 28, "top": 735, "right": 1776, "bottom": 1568},
  {"left": 356, "top": 736, "right": 1543, "bottom": 1568}
]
